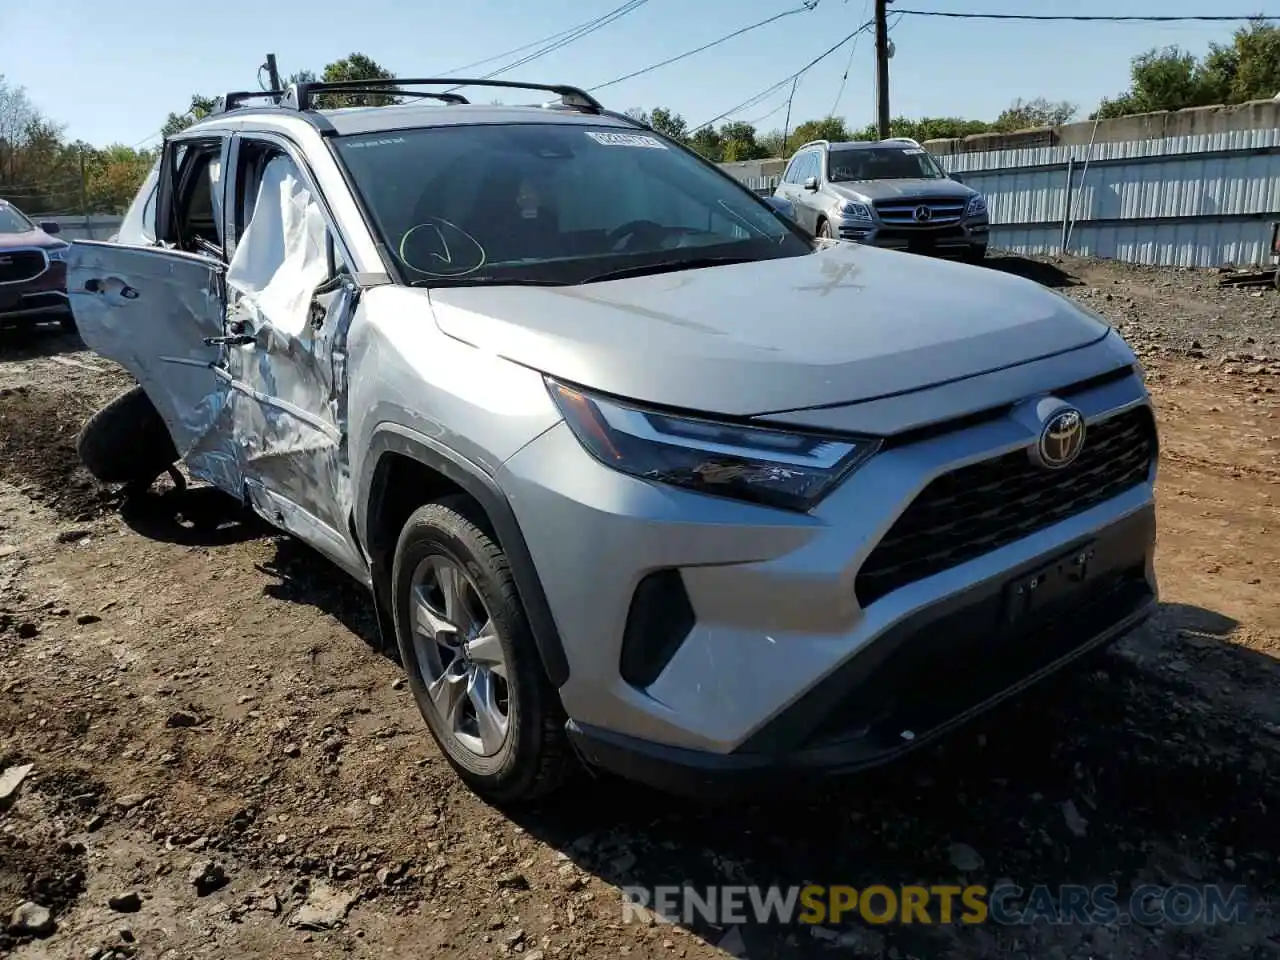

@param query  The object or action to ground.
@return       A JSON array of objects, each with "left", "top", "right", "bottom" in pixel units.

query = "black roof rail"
[
  {"left": 286, "top": 85, "right": 470, "bottom": 108},
  {"left": 213, "top": 90, "right": 285, "bottom": 114},
  {"left": 282, "top": 77, "right": 604, "bottom": 113}
]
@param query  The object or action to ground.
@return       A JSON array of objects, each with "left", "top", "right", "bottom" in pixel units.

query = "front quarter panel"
[{"left": 348, "top": 285, "right": 564, "bottom": 543}]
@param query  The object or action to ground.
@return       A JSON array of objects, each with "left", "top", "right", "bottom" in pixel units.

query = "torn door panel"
[
  {"left": 66, "top": 241, "right": 241, "bottom": 496},
  {"left": 223, "top": 159, "right": 354, "bottom": 543}
]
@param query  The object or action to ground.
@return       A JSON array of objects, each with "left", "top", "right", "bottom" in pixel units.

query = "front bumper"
[
  {"left": 837, "top": 216, "right": 988, "bottom": 256},
  {"left": 496, "top": 363, "right": 1157, "bottom": 789},
  {"left": 567, "top": 506, "right": 1155, "bottom": 798},
  {"left": 0, "top": 259, "right": 70, "bottom": 323}
]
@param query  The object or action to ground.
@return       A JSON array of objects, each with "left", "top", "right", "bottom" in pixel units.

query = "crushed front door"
[
  {"left": 220, "top": 143, "right": 359, "bottom": 573},
  {"left": 67, "top": 241, "right": 240, "bottom": 495}
]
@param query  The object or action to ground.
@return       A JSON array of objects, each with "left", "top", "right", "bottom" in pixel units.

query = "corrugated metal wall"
[{"left": 935, "top": 128, "right": 1280, "bottom": 268}]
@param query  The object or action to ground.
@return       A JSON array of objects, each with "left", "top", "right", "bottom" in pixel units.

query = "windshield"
[
  {"left": 828, "top": 146, "right": 945, "bottom": 183},
  {"left": 334, "top": 122, "right": 812, "bottom": 287},
  {"left": 0, "top": 204, "right": 35, "bottom": 234}
]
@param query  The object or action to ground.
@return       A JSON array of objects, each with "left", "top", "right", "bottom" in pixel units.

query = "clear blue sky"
[{"left": 1, "top": 0, "right": 1273, "bottom": 149}]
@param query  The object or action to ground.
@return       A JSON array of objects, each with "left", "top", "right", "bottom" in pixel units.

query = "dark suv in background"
[
  {"left": 773, "top": 138, "right": 990, "bottom": 261},
  {"left": 0, "top": 199, "right": 73, "bottom": 331}
]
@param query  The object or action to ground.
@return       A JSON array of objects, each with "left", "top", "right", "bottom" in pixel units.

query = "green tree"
[
  {"left": 1095, "top": 20, "right": 1280, "bottom": 119},
  {"left": 992, "top": 97, "right": 1077, "bottom": 132},
  {"left": 318, "top": 53, "right": 398, "bottom": 108},
  {"left": 687, "top": 125, "right": 725, "bottom": 161},
  {"left": 788, "top": 116, "right": 852, "bottom": 146},
  {"left": 625, "top": 106, "right": 689, "bottom": 143},
  {"left": 719, "top": 121, "right": 768, "bottom": 161},
  {"left": 161, "top": 94, "right": 217, "bottom": 138}
]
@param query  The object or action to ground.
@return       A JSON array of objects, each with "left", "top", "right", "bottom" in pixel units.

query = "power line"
[
  {"left": 442, "top": 10, "right": 630, "bottom": 75},
  {"left": 892, "top": 10, "right": 1280, "bottom": 22},
  {"left": 589, "top": 1, "right": 821, "bottom": 92},
  {"left": 829, "top": 0, "right": 871, "bottom": 117},
  {"left": 693, "top": 18, "right": 876, "bottom": 131},
  {"left": 445, "top": 0, "right": 649, "bottom": 91}
]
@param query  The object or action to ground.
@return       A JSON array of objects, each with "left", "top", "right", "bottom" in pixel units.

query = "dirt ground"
[{"left": 0, "top": 253, "right": 1278, "bottom": 960}]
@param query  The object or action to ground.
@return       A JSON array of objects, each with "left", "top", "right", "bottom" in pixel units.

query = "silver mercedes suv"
[
  {"left": 773, "top": 137, "right": 990, "bottom": 260},
  {"left": 67, "top": 78, "right": 1157, "bottom": 804}
]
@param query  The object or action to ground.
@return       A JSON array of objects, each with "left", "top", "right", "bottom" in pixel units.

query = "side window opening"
[
  {"left": 226, "top": 141, "right": 335, "bottom": 338},
  {"left": 160, "top": 140, "right": 225, "bottom": 257}
]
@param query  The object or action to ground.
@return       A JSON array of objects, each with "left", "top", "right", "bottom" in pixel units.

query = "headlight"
[
  {"left": 841, "top": 201, "right": 873, "bottom": 221},
  {"left": 547, "top": 380, "right": 878, "bottom": 511},
  {"left": 966, "top": 195, "right": 987, "bottom": 217},
  {"left": 46, "top": 243, "right": 70, "bottom": 262}
]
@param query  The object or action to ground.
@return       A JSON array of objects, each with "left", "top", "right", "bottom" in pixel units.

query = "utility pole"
[
  {"left": 264, "top": 53, "right": 282, "bottom": 91},
  {"left": 875, "top": 0, "right": 892, "bottom": 139},
  {"left": 78, "top": 144, "right": 89, "bottom": 235},
  {"left": 781, "top": 76, "right": 799, "bottom": 156}
]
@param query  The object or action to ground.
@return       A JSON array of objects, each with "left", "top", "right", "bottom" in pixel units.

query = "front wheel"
[
  {"left": 391, "top": 498, "right": 572, "bottom": 803},
  {"left": 963, "top": 245, "right": 987, "bottom": 264},
  {"left": 817, "top": 220, "right": 833, "bottom": 239}
]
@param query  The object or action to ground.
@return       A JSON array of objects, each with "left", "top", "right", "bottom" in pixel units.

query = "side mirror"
[
  {"left": 39, "top": 220, "right": 61, "bottom": 235},
  {"left": 803, "top": 176, "right": 819, "bottom": 192},
  {"left": 765, "top": 196, "right": 795, "bottom": 221},
  {"left": 950, "top": 173, "right": 965, "bottom": 184}
]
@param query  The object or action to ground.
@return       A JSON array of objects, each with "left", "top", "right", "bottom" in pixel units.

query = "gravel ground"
[{"left": 0, "top": 253, "right": 1277, "bottom": 960}]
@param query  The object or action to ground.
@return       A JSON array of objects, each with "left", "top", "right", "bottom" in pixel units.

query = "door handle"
[
  {"left": 203, "top": 334, "right": 255, "bottom": 346},
  {"left": 83, "top": 277, "right": 139, "bottom": 299}
]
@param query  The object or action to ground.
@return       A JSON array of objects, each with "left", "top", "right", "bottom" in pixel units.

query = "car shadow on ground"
[
  {"left": 501, "top": 602, "right": 1278, "bottom": 959},
  {"left": 0, "top": 323, "right": 82, "bottom": 361},
  {"left": 260, "top": 536, "right": 385, "bottom": 654},
  {"left": 118, "top": 483, "right": 266, "bottom": 548},
  {"left": 982, "top": 254, "right": 1082, "bottom": 289}
]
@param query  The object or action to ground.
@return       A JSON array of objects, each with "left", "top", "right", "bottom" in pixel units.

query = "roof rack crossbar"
[
  {"left": 214, "top": 90, "right": 285, "bottom": 113},
  {"left": 297, "top": 85, "right": 470, "bottom": 106},
  {"left": 284, "top": 77, "right": 603, "bottom": 113}
]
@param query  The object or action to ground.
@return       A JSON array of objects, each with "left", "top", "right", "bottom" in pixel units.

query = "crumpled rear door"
[{"left": 67, "top": 240, "right": 240, "bottom": 494}]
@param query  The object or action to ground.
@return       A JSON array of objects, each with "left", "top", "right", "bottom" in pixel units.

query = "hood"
[
  {"left": 428, "top": 242, "right": 1110, "bottom": 417},
  {"left": 0, "top": 228, "right": 65, "bottom": 250},
  {"left": 830, "top": 178, "right": 974, "bottom": 203}
]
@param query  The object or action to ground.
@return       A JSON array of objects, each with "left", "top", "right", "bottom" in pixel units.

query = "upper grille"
[
  {"left": 0, "top": 249, "right": 48, "bottom": 284},
  {"left": 874, "top": 197, "right": 967, "bottom": 227},
  {"left": 854, "top": 406, "right": 1156, "bottom": 607}
]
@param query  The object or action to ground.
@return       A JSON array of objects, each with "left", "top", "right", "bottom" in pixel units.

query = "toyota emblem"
[
  {"left": 1034, "top": 407, "right": 1087, "bottom": 469},
  {"left": 913, "top": 205, "right": 932, "bottom": 223}
]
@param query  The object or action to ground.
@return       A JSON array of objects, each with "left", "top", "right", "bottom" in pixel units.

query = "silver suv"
[
  {"left": 774, "top": 137, "right": 990, "bottom": 260},
  {"left": 67, "top": 78, "right": 1157, "bottom": 803}
]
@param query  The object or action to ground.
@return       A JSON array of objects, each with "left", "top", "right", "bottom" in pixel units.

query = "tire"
[
  {"left": 391, "top": 497, "right": 572, "bottom": 803},
  {"left": 964, "top": 245, "right": 987, "bottom": 264},
  {"left": 59, "top": 312, "right": 77, "bottom": 335},
  {"left": 817, "top": 219, "right": 833, "bottom": 239},
  {"left": 77, "top": 385, "right": 179, "bottom": 486}
]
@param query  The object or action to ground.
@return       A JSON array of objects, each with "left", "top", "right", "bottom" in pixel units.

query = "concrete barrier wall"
[{"left": 46, "top": 216, "right": 124, "bottom": 241}]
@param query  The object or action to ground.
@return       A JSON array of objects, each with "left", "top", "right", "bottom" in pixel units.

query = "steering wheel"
[
  {"left": 607, "top": 219, "right": 667, "bottom": 250},
  {"left": 607, "top": 220, "right": 701, "bottom": 252}
]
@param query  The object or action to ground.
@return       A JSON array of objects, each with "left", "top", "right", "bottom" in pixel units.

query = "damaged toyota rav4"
[{"left": 68, "top": 79, "right": 1159, "bottom": 803}]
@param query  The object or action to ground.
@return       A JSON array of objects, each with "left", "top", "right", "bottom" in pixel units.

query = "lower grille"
[
  {"left": 855, "top": 406, "right": 1156, "bottom": 606},
  {"left": 0, "top": 249, "right": 47, "bottom": 284}
]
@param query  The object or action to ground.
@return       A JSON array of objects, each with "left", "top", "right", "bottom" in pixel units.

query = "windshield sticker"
[
  {"left": 342, "top": 136, "right": 408, "bottom": 150},
  {"left": 585, "top": 131, "right": 667, "bottom": 149}
]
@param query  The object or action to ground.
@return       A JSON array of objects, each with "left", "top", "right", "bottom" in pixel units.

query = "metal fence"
[{"left": 933, "top": 127, "right": 1280, "bottom": 268}]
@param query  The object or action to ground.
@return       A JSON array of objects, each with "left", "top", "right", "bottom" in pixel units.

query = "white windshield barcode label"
[{"left": 585, "top": 131, "right": 667, "bottom": 149}]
